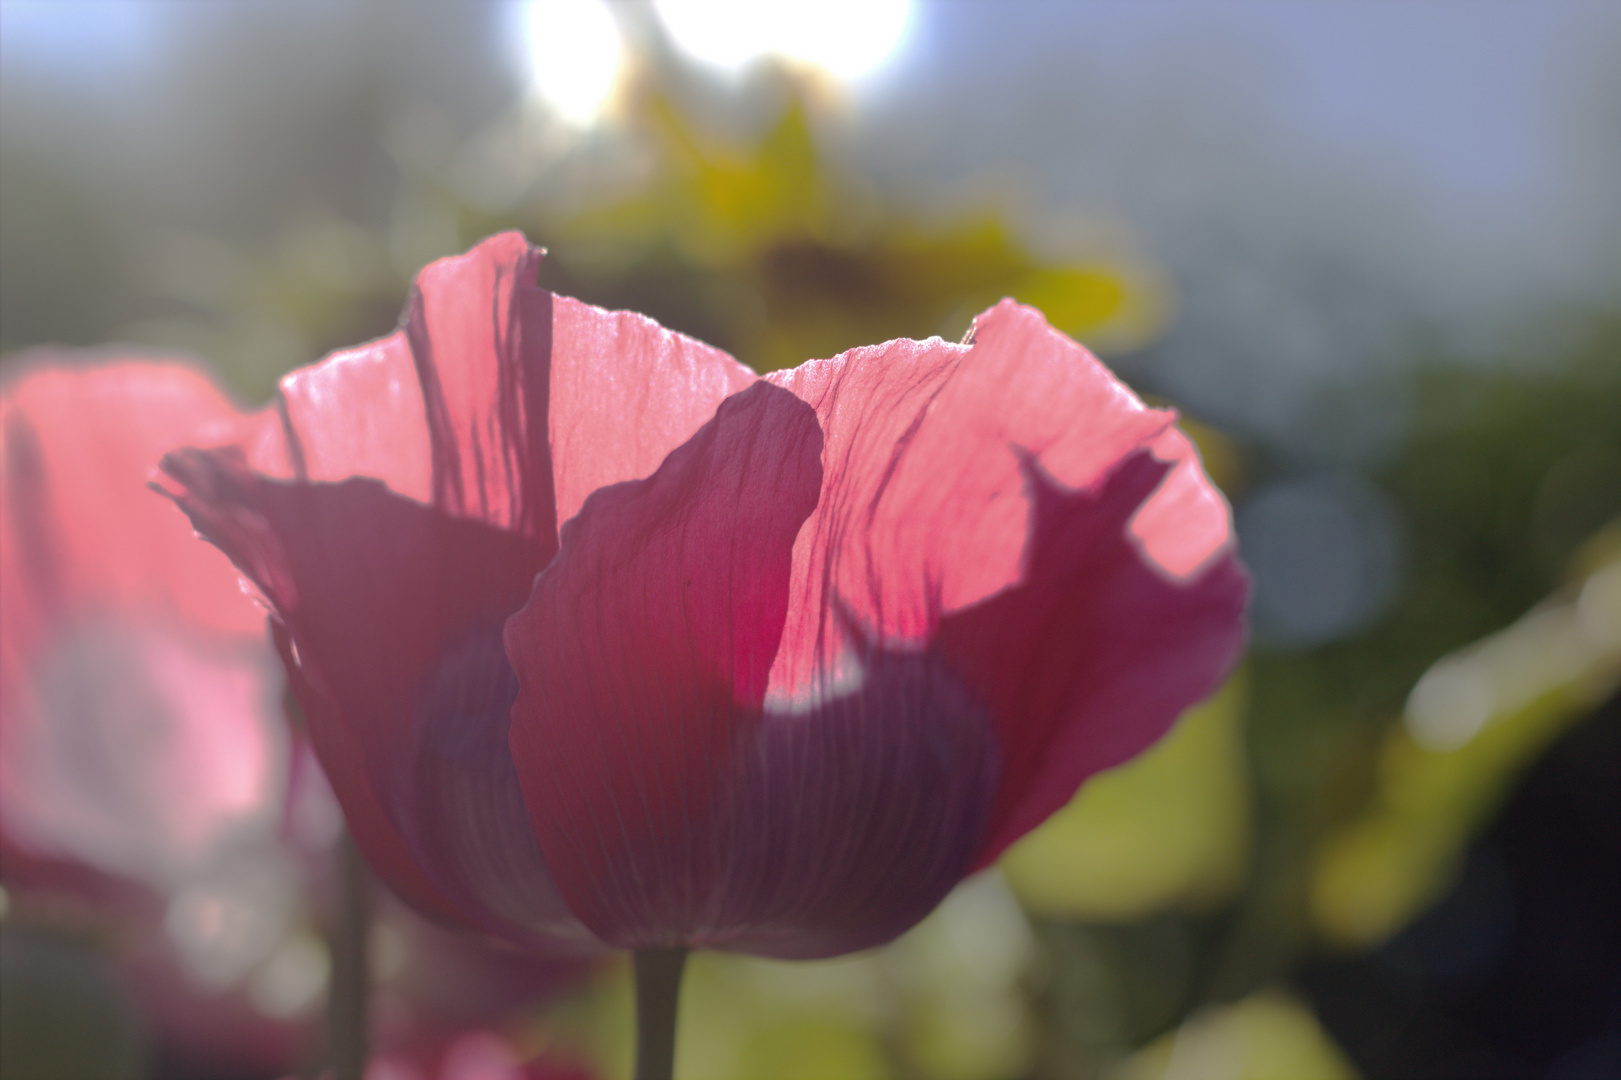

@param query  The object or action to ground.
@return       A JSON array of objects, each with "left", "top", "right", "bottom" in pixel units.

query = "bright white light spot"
[
  {"left": 930, "top": 873, "right": 1034, "bottom": 987},
  {"left": 519, "top": 0, "right": 625, "bottom": 126},
  {"left": 1577, "top": 561, "right": 1621, "bottom": 648},
  {"left": 1406, "top": 660, "right": 1495, "bottom": 751},
  {"left": 653, "top": 0, "right": 912, "bottom": 81},
  {"left": 762, "top": 648, "right": 865, "bottom": 716},
  {"left": 249, "top": 932, "right": 330, "bottom": 1018},
  {"left": 441, "top": 1032, "right": 523, "bottom": 1080},
  {"left": 369, "top": 922, "right": 409, "bottom": 982},
  {"left": 165, "top": 860, "right": 291, "bottom": 988},
  {"left": 1406, "top": 571, "right": 1621, "bottom": 754}
]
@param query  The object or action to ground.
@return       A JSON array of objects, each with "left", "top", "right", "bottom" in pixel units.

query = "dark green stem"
[
  {"left": 633, "top": 947, "right": 689, "bottom": 1080},
  {"left": 328, "top": 830, "right": 371, "bottom": 1080}
]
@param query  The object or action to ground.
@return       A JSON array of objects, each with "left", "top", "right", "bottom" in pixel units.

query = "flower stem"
[
  {"left": 633, "top": 947, "right": 689, "bottom": 1080},
  {"left": 329, "top": 829, "right": 372, "bottom": 1080}
]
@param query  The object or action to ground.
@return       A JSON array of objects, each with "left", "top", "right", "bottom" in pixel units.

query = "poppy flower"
[{"left": 160, "top": 232, "right": 1248, "bottom": 961}]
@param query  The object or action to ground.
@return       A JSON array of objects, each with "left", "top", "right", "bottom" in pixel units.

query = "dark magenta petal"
[
  {"left": 268, "top": 617, "right": 468, "bottom": 928},
  {"left": 695, "top": 647, "right": 998, "bottom": 959},
  {"left": 937, "top": 452, "right": 1250, "bottom": 867},
  {"left": 161, "top": 452, "right": 587, "bottom": 945},
  {"left": 506, "top": 381, "right": 825, "bottom": 947}
]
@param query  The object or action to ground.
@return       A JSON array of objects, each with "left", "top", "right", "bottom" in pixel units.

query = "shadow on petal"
[{"left": 160, "top": 454, "right": 586, "bottom": 947}]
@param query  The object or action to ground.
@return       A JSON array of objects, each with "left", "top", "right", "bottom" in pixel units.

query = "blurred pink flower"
[
  {"left": 361, "top": 1028, "right": 594, "bottom": 1080},
  {"left": 161, "top": 232, "right": 1248, "bottom": 959},
  {"left": 0, "top": 355, "right": 307, "bottom": 1074},
  {"left": 1, "top": 354, "right": 596, "bottom": 1074},
  {"left": 1, "top": 357, "right": 283, "bottom": 890}
]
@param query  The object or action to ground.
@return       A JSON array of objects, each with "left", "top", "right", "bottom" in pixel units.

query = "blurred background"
[{"left": 2, "top": 1, "right": 1618, "bottom": 1078}]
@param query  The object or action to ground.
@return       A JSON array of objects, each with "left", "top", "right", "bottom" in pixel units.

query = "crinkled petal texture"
[
  {"left": 765, "top": 302, "right": 1249, "bottom": 868},
  {"left": 505, "top": 298, "right": 1247, "bottom": 957},
  {"left": 160, "top": 233, "right": 757, "bottom": 947},
  {"left": 0, "top": 358, "right": 283, "bottom": 887}
]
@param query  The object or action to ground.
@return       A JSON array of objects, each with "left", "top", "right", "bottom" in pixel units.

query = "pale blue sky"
[
  {"left": 869, "top": 1, "right": 1618, "bottom": 212},
  {"left": 3, "top": 0, "right": 1614, "bottom": 212}
]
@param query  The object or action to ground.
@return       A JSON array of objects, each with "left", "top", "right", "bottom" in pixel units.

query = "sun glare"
[
  {"left": 519, "top": 0, "right": 625, "bottom": 126},
  {"left": 652, "top": 0, "right": 913, "bottom": 81}
]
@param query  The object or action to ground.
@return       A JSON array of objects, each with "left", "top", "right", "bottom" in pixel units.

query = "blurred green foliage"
[
  {"left": 1249, "top": 333, "right": 1621, "bottom": 949},
  {"left": 1311, "top": 526, "right": 1621, "bottom": 947},
  {"left": 1002, "top": 673, "right": 1252, "bottom": 922},
  {"left": 2, "top": 66, "right": 1158, "bottom": 410},
  {"left": 1112, "top": 992, "right": 1357, "bottom": 1080},
  {"left": 505, "top": 77, "right": 1163, "bottom": 376},
  {"left": 0, "top": 924, "right": 147, "bottom": 1080}
]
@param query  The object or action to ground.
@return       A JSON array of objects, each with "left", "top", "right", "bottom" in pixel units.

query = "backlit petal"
[
  {"left": 765, "top": 301, "right": 1246, "bottom": 868},
  {"left": 546, "top": 296, "right": 757, "bottom": 528},
  {"left": 937, "top": 452, "right": 1249, "bottom": 866},
  {"left": 763, "top": 300, "right": 1186, "bottom": 705}
]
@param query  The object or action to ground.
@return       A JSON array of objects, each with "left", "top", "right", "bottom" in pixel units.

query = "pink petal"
[
  {"left": 763, "top": 301, "right": 1247, "bottom": 867},
  {"left": 545, "top": 295, "right": 757, "bottom": 528},
  {"left": 161, "top": 452, "right": 585, "bottom": 946},
  {"left": 267, "top": 232, "right": 555, "bottom": 540},
  {"left": 937, "top": 452, "right": 1249, "bottom": 867},
  {"left": 762, "top": 300, "right": 1185, "bottom": 705},
  {"left": 264, "top": 231, "right": 754, "bottom": 540},
  {"left": 1, "top": 358, "right": 264, "bottom": 641},
  {"left": 1133, "top": 426, "right": 1237, "bottom": 580},
  {"left": 505, "top": 382, "right": 824, "bottom": 948}
]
